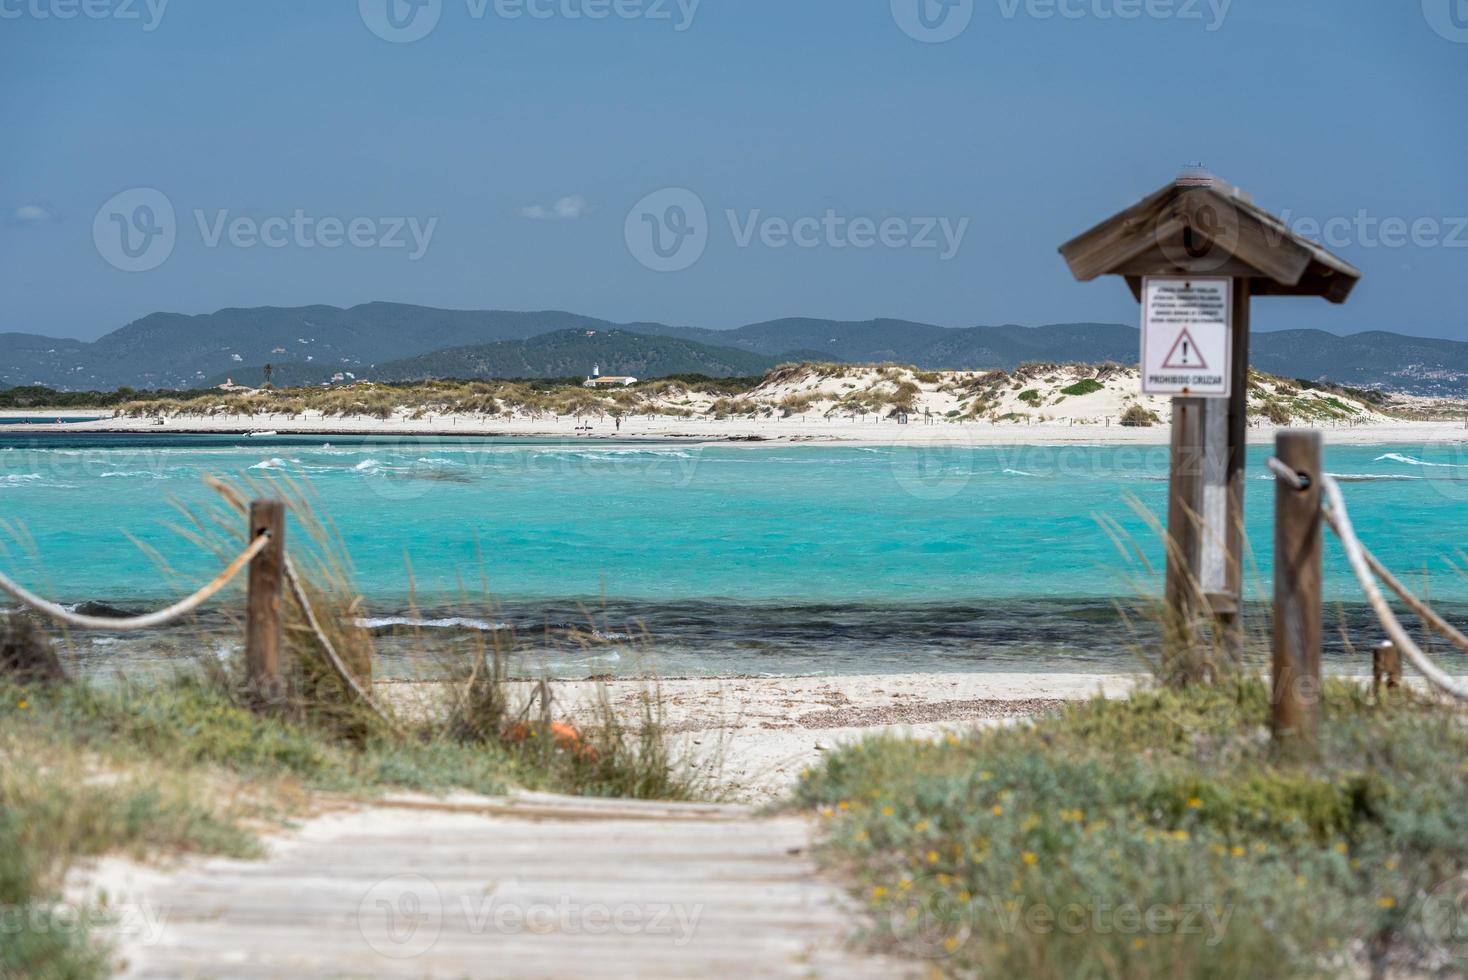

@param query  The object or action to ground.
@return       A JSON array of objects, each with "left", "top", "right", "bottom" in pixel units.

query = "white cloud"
[
  {"left": 8, "top": 203, "right": 60, "bottom": 225},
  {"left": 520, "top": 195, "right": 589, "bottom": 221}
]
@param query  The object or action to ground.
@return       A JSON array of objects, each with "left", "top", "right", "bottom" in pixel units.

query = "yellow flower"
[
  {"left": 943, "top": 936, "right": 961, "bottom": 953},
  {"left": 1022, "top": 851, "right": 1039, "bottom": 866},
  {"left": 1132, "top": 937, "right": 1146, "bottom": 950},
  {"left": 914, "top": 819, "right": 930, "bottom": 833},
  {"left": 837, "top": 801, "right": 850, "bottom": 812},
  {"left": 1334, "top": 841, "right": 1348, "bottom": 854},
  {"left": 958, "top": 889, "right": 971, "bottom": 903},
  {"left": 1186, "top": 797, "right": 1203, "bottom": 809},
  {"left": 991, "top": 805, "right": 1003, "bottom": 817},
  {"left": 979, "top": 770, "right": 993, "bottom": 782},
  {"left": 881, "top": 806, "right": 894, "bottom": 817},
  {"left": 945, "top": 733, "right": 961, "bottom": 747},
  {"left": 1377, "top": 896, "right": 1396, "bottom": 909},
  {"left": 927, "top": 850, "right": 939, "bottom": 864},
  {"left": 870, "top": 885, "right": 888, "bottom": 899},
  {"left": 899, "top": 878, "right": 913, "bottom": 892},
  {"left": 1171, "top": 830, "right": 1190, "bottom": 843},
  {"left": 1230, "top": 845, "right": 1246, "bottom": 858},
  {"left": 17, "top": 699, "right": 28, "bottom": 711}
]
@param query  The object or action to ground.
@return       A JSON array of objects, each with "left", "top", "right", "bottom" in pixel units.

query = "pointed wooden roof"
[{"left": 1059, "top": 175, "right": 1361, "bottom": 304}]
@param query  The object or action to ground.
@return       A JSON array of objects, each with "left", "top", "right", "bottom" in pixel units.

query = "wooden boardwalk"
[{"left": 95, "top": 793, "right": 906, "bottom": 978}]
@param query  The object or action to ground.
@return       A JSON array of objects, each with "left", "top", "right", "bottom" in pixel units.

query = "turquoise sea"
[{"left": 3, "top": 433, "right": 1466, "bottom": 676}]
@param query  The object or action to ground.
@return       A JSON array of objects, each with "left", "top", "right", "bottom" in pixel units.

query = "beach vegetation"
[
  {"left": 797, "top": 679, "right": 1468, "bottom": 978},
  {"left": 1119, "top": 404, "right": 1159, "bottom": 427},
  {"left": 1260, "top": 398, "right": 1293, "bottom": 426},
  {"left": 1060, "top": 379, "right": 1104, "bottom": 397}
]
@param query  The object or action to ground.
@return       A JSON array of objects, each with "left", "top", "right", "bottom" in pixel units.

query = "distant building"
[
  {"left": 216, "top": 377, "right": 253, "bottom": 392},
  {"left": 583, "top": 364, "right": 637, "bottom": 388}
]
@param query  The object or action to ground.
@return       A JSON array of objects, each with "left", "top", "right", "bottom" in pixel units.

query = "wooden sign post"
[{"left": 1059, "top": 171, "right": 1360, "bottom": 679}]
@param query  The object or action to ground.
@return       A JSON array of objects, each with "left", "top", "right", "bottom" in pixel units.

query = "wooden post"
[
  {"left": 1219, "top": 280, "right": 1252, "bottom": 659},
  {"left": 1272, "top": 431, "right": 1322, "bottom": 747},
  {"left": 1373, "top": 641, "right": 1401, "bottom": 700},
  {"left": 1165, "top": 397, "right": 1206, "bottom": 669},
  {"left": 245, "top": 499, "right": 286, "bottom": 698}
]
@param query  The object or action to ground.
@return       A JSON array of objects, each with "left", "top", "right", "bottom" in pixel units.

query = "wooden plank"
[
  {"left": 1199, "top": 397, "right": 1230, "bottom": 597},
  {"left": 1058, "top": 182, "right": 1179, "bottom": 281},
  {"left": 1176, "top": 187, "right": 1313, "bottom": 287},
  {"left": 90, "top": 806, "right": 910, "bottom": 978}
]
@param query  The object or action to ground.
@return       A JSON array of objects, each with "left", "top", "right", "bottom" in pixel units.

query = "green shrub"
[
  {"left": 1060, "top": 379, "right": 1104, "bottom": 397},
  {"left": 796, "top": 680, "right": 1468, "bottom": 978}
]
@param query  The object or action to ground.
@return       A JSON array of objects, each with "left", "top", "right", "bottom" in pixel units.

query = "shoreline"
[{"left": 4, "top": 411, "right": 1465, "bottom": 446}]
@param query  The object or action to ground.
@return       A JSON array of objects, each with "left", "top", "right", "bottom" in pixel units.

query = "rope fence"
[
  {"left": 1, "top": 500, "right": 396, "bottom": 726},
  {"left": 1267, "top": 445, "right": 1468, "bottom": 705},
  {"left": 0, "top": 532, "right": 271, "bottom": 632}
]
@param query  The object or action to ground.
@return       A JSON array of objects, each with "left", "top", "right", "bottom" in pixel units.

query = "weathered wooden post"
[
  {"left": 1059, "top": 169, "right": 1360, "bottom": 680},
  {"left": 245, "top": 499, "right": 286, "bottom": 698},
  {"left": 1272, "top": 431, "right": 1322, "bottom": 746},
  {"left": 1373, "top": 641, "right": 1402, "bottom": 701}
]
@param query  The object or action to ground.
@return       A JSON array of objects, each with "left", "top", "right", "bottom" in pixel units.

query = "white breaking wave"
[
  {"left": 1002, "top": 468, "right": 1039, "bottom": 477},
  {"left": 1375, "top": 452, "right": 1468, "bottom": 469},
  {"left": 532, "top": 448, "right": 694, "bottom": 460},
  {"left": 356, "top": 615, "right": 510, "bottom": 632}
]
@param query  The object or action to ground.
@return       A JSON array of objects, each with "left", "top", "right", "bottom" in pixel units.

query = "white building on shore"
[{"left": 583, "top": 365, "right": 638, "bottom": 388}]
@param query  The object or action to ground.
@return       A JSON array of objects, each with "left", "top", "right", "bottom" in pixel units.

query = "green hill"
[{"left": 359, "top": 329, "right": 793, "bottom": 382}]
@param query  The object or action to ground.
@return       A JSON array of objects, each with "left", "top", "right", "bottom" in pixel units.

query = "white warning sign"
[{"left": 1141, "top": 277, "right": 1232, "bottom": 397}]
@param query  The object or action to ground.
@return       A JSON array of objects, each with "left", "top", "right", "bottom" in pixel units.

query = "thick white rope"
[
  {"left": 0, "top": 533, "right": 270, "bottom": 632},
  {"left": 1354, "top": 536, "right": 1468, "bottom": 656},
  {"left": 1265, "top": 455, "right": 1308, "bottom": 490},
  {"left": 1318, "top": 474, "right": 1468, "bottom": 702},
  {"left": 282, "top": 554, "right": 402, "bottom": 734}
]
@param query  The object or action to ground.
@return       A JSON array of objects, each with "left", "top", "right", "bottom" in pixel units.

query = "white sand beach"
[
  {"left": 7, "top": 408, "right": 1467, "bottom": 448},
  {"left": 384, "top": 673, "right": 1141, "bottom": 803}
]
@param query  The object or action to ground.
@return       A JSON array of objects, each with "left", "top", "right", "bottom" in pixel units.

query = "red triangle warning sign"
[{"left": 1161, "top": 328, "right": 1208, "bottom": 370}]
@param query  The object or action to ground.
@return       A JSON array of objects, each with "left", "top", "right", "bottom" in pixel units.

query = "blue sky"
[{"left": 2, "top": 0, "right": 1465, "bottom": 342}]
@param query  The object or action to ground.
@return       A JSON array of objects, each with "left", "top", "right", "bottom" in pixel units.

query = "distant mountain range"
[{"left": 3, "top": 302, "right": 1466, "bottom": 395}]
